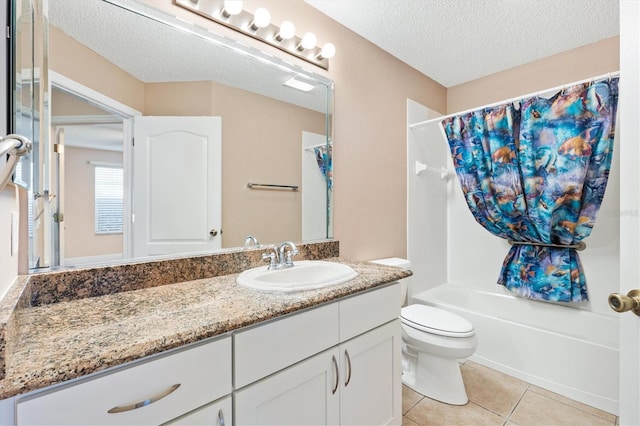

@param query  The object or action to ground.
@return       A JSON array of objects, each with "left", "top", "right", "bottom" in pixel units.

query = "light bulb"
[
  {"left": 250, "top": 7, "right": 271, "bottom": 30},
  {"left": 298, "top": 32, "right": 317, "bottom": 51},
  {"left": 319, "top": 42, "right": 336, "bottom": 59},
  {"left": 221, "top": 0, "right": 242, "bottom": 18},
  {"left": 275, "top": 20, "right": 296, "bottom": 41}
]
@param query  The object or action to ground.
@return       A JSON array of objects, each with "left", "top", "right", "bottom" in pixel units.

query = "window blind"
[{"left": 95, "top": 166, "right": 123, "bottom": 234}]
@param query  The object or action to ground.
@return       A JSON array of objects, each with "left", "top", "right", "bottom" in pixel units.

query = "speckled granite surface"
[
  {"left": 0, "top": 244, "right": 410, "bottom": 400},
  {"left": 0, "top": 241, "right": 338, "bottom": 382},
  {"left": 27, "top": 240, "right": 340, "bottom": 306}
]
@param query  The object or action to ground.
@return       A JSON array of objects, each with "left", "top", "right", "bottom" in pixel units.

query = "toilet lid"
[{"left": 401, "top": 304, "right": 475, "bottom": 337}]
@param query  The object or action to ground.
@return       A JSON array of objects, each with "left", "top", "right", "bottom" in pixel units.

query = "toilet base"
[{"left": 402, "top": 349, "right": 469, "bottom": 405}]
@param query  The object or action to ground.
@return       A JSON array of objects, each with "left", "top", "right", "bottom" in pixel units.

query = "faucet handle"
[
  {"left": 262, "top": 250, "right": 277, "bottom": 269},
  {"left": 283, "top": 250, "right": 297, "bottom": 266}
]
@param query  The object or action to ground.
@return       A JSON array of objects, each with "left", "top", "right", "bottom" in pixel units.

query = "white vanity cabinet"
[
  {"left": 4, "top": 282, "right": 401, "bottom": 426},
  {"left": 14, "top": 336, "right": 232, "bottom": 426},
  {"left": 234, "top": 283, "right": 402, "bottom": 426},
  {"left": 163, "top": 395, "right": 232, "bottom": 426}
]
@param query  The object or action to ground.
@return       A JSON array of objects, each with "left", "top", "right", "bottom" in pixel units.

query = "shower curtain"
[
  {"left": 314, "top": 145, "right": 333, "bottom": 190},
  {"left": 442, "top": 77, "right": 619, "bottom": 302}
]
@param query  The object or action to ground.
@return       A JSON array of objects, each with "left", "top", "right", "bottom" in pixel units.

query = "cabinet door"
[
  {"left": 162, "top": 395, "right": 231, "bottom": 426},
  {"left": 235, "top": 348, "right": 340, "bottom": 426},
  {"left": 340, "top": 320, "right": 402, "bottom": 426}
]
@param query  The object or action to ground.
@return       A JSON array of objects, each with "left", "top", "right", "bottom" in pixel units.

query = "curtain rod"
[{"left": 410, "top": 71, "right": 620, "bottom": 128}]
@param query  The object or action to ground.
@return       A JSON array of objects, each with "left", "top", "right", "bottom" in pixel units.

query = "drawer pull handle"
[
  {"left": 331, "top": 355, "right": 339, "bottom": 394},
  {"left": 218, "top": 408, "right": 225, "bottom": 426},
  {"left": 344, "top": 350, "right": 352, "bottom": 387},
  {"left": 107, "top": 383, "right": 181, "bottom": 414}
]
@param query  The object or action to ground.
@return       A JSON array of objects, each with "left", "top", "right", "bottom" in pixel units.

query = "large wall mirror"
[{"left": 14, "top": 0, "right": 333, "bottom": 270}]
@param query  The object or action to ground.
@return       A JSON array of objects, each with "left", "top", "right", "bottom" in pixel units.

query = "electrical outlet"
[{"left": 11, "top": 212, "right": 18, "bottom": 256}]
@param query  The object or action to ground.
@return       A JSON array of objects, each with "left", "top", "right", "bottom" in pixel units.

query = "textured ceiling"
[
  {"left": 306, "top": 0, "right": 620, "bottom": 87},
  {"left": 49, "top": 0, "right": 620, "bottom": 98}
]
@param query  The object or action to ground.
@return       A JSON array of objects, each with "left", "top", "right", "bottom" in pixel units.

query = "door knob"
[
  {"left": 210, "top": 229, "right": 218, "bottom": 237},
  {"left": 608, "top": 289, "right": 640, "bottom": 316}
]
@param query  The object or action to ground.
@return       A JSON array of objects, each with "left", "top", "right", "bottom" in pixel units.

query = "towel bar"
[{"left": 247, "top": 183, "right": 299, "bottom": 191}]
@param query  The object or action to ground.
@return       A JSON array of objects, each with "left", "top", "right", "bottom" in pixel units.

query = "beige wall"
[
  {"left": 52, "top": 88, "right": 109, "bottom": 116},
  {"left": 64, "top": 147, "right": 124, "bottom": 258},
  {"left": 447, "top": 36, "right": 620, "bottom": 113},
  {"left": 49, "top": 27, "right": 145, "bottom": 112}
]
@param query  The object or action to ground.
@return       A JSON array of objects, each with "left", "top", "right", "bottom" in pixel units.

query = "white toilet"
[{"left": 371, "top": 258, "right": 477, "bottom": 405}]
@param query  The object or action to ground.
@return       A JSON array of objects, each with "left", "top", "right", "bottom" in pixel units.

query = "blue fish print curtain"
[
  {"left": 442, "top": 78, "right": 619, "bottom": 302},
  {"left": 314, "top": 145, "right": 333, "bottom": 190}
]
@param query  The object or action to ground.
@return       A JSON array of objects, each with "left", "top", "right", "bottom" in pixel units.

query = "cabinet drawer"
[
  {"left": 340, "top": 283, "right": 401, "bottom": 341},
  {"left": 16, "top": 337, "right": 232, "bottom": 426},
  {"left": 163, "top": 395, "right": 231, "bottom": 426},
  {"left": 234, "top": 303, "right": 339, "bottom": 388}
]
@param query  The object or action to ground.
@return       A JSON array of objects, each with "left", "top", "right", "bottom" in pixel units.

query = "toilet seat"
[{"left": 401, "top": 304, "right": 475, "bottom": 338}]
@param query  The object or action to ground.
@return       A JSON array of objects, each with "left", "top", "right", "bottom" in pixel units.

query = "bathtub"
[{"left": 412, "top": 284, "right": 619, "bottom": 415}]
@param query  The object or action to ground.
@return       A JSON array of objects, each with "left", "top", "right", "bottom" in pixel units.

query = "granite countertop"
[{"left": 0, "top": 258, "right": 410, "bottom": 400}]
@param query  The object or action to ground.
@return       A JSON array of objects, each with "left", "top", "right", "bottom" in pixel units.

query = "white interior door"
[
  {"left": 619, "top": 2, "right": 640, "bottom": 425},
  {"left": 133, "top": 116, "right": 221, "bottom": 257}
]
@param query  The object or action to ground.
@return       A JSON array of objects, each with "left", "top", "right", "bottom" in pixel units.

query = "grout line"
[
  {"left": 504, "top": 383, "right": 530, "bottom": 424},
  {"left": 402, "top": 386, "right": 424, "bottom": 415}
]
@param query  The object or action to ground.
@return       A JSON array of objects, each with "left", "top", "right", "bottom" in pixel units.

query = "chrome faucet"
[
  {"left": 262, "top": 241, "right": 299, "bottom": 270},
  {"left": 278, "top": 241, "right": 299, "bottom": 267},
  {"left": 243, "top": 235, "right": 259, "bottom": 247}
]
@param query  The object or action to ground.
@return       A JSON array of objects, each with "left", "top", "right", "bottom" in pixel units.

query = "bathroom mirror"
[{"left": 18, "top": 0, "right": 333, "bottom": 269}]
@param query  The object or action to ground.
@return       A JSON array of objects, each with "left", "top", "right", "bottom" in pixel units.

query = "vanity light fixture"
[
  {"left": 318, "top": 42, "right": 336, "bottom": 60},
  {"left": 297, "top": 32, "right": 317, "bottom": 51},
  {"left": 220, "top": 0, "right": 242, "bottom": 19},
  {"left": 274, "top": 20, "right": 295, "bottom": 42},
  {"left": 249, "top": 7, "right": 270, "bottom": 31},
  {"left": 176, "top": 0, "right": 335, "bottom": 70}
]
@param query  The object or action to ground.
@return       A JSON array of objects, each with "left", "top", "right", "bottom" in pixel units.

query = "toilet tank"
[{"left": 370, "top": 258, "right": 411, "bottom": 306}]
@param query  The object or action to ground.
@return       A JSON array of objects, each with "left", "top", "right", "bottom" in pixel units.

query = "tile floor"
[{"left": 402, "top": 361, "right": 618, "bottom": 426}]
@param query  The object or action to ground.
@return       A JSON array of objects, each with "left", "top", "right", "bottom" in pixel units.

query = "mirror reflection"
[{"left": 25, "top": 0, "right": 333, "bottom": 269}]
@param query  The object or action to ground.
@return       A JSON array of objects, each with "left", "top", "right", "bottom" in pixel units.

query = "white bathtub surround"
[
  {"left": 407, "top": 96, "right": 620, "bottom": 414},
  {"left": 412, "top": 284, "right": 619, "bottom": 414},
  {"left": 406, "top": 100, "right": 448, "bottom": 300}
]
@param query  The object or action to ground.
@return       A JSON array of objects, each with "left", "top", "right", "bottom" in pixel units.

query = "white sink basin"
[{"left": 236, "top": 261, "right": 358, "bottom": 292}]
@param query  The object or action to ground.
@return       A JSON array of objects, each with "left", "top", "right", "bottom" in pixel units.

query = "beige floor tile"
[
  {"left": 405, "top": 397, "right": 505, "bottom": 426},
  {"left": 403, "top": 415, "right": 421, "bottom": 426},
  {"left": 461, "top": 362, "right": 529, "bottom": 417},
  {"left": 403, "top": 385, "right": 424, "bottom": 414},
  {"left": 528, "top": 385, "right": 616, "bottom": 423},
  {"left": 510, "top": 391, "right": 613, "bottom": 426}
]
